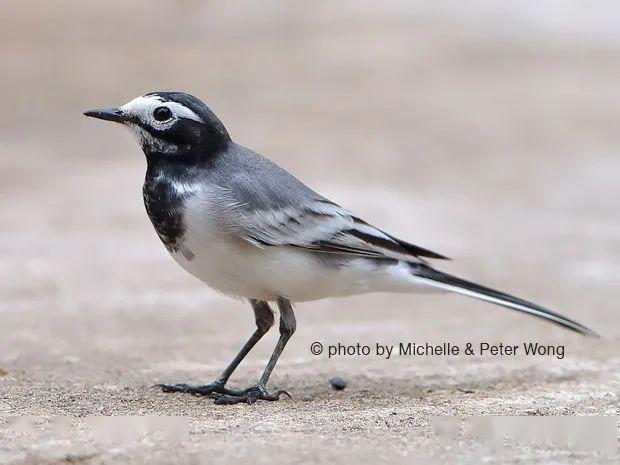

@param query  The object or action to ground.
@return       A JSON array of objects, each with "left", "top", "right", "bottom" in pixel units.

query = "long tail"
[{"left": 409, "top": 263, "right": 598, "bottom": 337}]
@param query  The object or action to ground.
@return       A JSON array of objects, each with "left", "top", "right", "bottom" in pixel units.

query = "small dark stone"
[{"left": 329, "top": 376, "right": 347, "bottom": 390}]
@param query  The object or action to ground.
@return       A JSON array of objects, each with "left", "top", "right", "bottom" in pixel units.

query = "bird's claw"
[
  {"left": 153, "top": 382, "right": 291, "bottom": 404},
  {"left": 214, "top": 385, "right": 291, "bottom": 405},
  {"left": 154, "top": 382, "right": 230, "bottom": 397}
]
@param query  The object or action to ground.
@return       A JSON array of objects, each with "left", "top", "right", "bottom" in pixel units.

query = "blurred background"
[{"left": 1, "top": 1, "right": 619, "bottom": 463}]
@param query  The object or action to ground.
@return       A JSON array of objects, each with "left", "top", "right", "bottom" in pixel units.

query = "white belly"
[
  {"left": 171, "top": 230, "right": 433, "bottom": 302},
  {"left": 171, "top": 236, "right": 357, "bottom": 301}
]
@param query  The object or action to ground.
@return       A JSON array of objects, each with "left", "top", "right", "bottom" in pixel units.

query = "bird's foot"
[
  {"left": 154, "top": 381, "right": 235, "bottom": 397},
  {"left": 214, "top": 384, "right": 291, "bottom": 405}
]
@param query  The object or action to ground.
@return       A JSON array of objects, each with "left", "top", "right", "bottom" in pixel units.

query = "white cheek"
[
  {"left": 119, "top": 94, "right": 203, "bottom": 154},
  {"left": 129, "top": 124, "right": 180, "bottom": 154}
]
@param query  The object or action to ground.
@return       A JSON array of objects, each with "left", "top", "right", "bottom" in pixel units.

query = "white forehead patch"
[{"left": 120, "top": 94, "right": 204, "bottom": 128}]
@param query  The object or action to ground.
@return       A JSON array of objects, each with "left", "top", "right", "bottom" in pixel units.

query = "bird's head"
[{"left": 84, "top": 92, "right": 230, "bottom": 158}]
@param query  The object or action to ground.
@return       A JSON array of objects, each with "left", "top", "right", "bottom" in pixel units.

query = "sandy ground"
[{"left": 1, "top": 1, "right": 620, "bottom": 463}]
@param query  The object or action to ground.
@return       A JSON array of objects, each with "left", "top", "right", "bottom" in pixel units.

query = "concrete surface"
[{"left": 1, "top": 1, "right": 619, "bottom": 464}]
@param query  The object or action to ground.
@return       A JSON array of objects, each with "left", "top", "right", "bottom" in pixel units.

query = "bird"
[{"left": 84, "top": 91, "right": 597, "bottom": 405}]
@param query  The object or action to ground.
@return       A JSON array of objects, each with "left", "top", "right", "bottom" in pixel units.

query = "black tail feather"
[{"left": 410, "top": 264, "right": 598, "bottom": 337}]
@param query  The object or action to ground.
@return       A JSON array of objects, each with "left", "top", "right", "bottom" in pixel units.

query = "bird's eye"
[{"left": 153, "top": 106, "right": 173, "bottom": 122}]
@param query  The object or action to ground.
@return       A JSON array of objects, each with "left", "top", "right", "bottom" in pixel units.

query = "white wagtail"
[{"left": 84, "top": 92, "right": 597, "bottom": 404}]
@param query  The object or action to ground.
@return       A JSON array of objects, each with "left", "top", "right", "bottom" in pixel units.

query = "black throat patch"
[{"left": 142, "top": 162, "right": 194, "bottom": 256}]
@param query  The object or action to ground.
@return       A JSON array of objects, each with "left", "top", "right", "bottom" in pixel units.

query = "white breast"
[{"left": 171, "top": 200, "right": 333, "bottom": 301}]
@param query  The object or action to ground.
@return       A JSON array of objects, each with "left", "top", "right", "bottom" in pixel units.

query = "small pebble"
[{"left": 329, "top": 376, "right": 347, "bottom": 390}]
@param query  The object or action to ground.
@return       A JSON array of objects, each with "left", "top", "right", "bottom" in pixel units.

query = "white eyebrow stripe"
[
  {"left": 120, "top": 95, "right": 204, "bottom": 124},
  {"left": 165, "top": 101, "right": 204, "bottom": 123}
]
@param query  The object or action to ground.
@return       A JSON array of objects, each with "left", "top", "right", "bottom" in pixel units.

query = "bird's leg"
[
  {"left": 215, "top": 297, "right": 296, "bottom": 405},
  {"left": 156, "top": 299, "right": 274, "bottom": 397}
]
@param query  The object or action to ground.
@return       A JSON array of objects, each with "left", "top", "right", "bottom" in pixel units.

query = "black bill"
[{"left": 83, "top": 107, "right": 126, "bottom": 123}]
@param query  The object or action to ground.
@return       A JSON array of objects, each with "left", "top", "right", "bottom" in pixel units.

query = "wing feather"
[{"left": 233, "top": 198, "right": 447, "bottom": 262}]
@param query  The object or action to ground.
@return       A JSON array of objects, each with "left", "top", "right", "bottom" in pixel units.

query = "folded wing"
[{"left": 233, "top": 198, "right": 448, "bottom": 262}]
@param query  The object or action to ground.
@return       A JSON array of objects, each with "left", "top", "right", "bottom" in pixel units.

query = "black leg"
[
  {"left": 215, "top": 297, "right": 296, "bottom": 405},
  {"left": 156, "top": 299, "right": 274, "bottom": 397}
]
